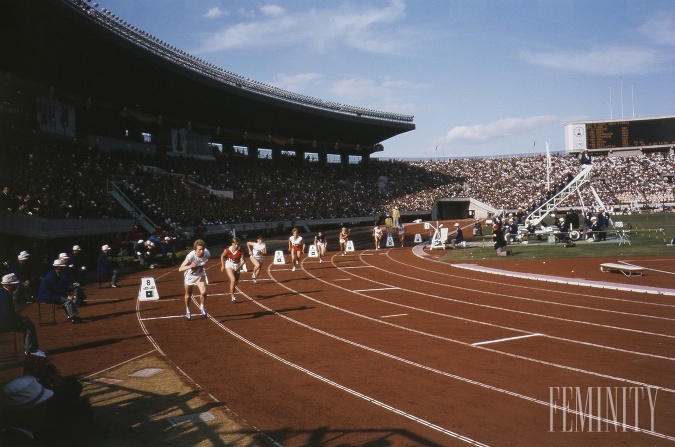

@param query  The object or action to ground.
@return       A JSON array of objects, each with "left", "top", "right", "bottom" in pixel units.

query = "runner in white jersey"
[
  {"left": 288, "top": 227, "right": 305, "bottom": 271},
  {"left": 397, "top": 223, "right": 406, "bottom": 247},
  {"left": 339, "top": 227, "right": 350, "bottom": 255},
  {"left": 373, "top": 225, "right": 383, "bottom": 250},
  {"left": 178, "top": 239, "right": 210, "bottom": 320},
  {"left": 246, "top": 235, "right": 267, "bottom": 283}
]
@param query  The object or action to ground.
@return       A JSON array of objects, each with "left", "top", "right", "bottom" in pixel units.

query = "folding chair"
[
  {"left": 38, "top": 302, "right": 57, "bottom": 325},
  {"left": 0, "top": 329, "right": 18, "bottom": 359}
]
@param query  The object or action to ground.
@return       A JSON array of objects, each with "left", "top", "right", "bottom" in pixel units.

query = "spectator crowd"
[{"left": 2, "top": 132, "right": 674, "bottom": 231}]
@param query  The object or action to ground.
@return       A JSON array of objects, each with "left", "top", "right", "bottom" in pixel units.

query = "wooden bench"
[{"left": 600, "top": 263, "right": 643, "bottom": 277}]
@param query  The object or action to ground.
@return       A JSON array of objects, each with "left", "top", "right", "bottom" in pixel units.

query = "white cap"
[
  {"left": 1, "top": 375, "right": 54, "bottom": 408},
  {"left": 1, "top": 273, "right": 20, "bottom": 284}
]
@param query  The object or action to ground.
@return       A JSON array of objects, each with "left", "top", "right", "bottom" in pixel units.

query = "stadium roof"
[{"left": 1, "top": 0, "right": 415, "bottom": 157}]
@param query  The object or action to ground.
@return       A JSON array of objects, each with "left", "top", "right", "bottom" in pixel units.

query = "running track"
[{"left": 135, "top": 243, "right": 675, "bottom": 447}]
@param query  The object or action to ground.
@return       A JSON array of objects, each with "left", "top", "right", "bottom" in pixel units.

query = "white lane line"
[
  {"left": 353, "top": 287, "right": 399, "bottom": 292},
  {"left": 287, "top": 263, "right": 675, "bottom": 391},
  {"left": 472, "top": 333, "right": 543, "bottom": 346},
  {"left": 352, "top": 256, "right": 675, "bottom": 341},
  {"left": 394, "top": 250, "right": 675, "bottom": 308},
  {"left": 381, "top": 314, "right": 408, "bottom": 319},
  {"left": 234, "top": 286, "right": 675, "bottom": 442},
  {"left": 140, "top": 315, "right": 186, "bottom": 321},
  {"left": 210, "top": 295, "right": 491, "bottom": 447}
]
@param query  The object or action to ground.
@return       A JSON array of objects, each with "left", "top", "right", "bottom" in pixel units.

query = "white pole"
[
  {"left": 609, "top": 86, "right": 613, "bottom": 119},
  {"left": 620, "top": 78, "right": 624, "bottom": 119},
  {"left": 631, "top": 84, "right": 635, "bottom": 118}
]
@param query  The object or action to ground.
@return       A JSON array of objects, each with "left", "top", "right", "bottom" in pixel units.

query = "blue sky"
[{"left": 97, "top": 0, "right": 675, "bottom": 159}]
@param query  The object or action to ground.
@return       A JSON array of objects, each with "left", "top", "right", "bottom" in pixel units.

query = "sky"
[{"left": 95, "top": 0, "right": 675, "bottom": 159}]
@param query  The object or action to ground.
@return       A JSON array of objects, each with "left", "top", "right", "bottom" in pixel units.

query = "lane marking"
[
  {"left": 209, "top": 295, "right": 491, "bottom": 446},
  {"left": 140, "top": 315, "right": 187, "bottom": 321},
  {"left": 354, "top": 287, "right": 399, "bottom": 292},
  {"left": 472, "top": 333, "right": 543, "bottom": 346},
  {"left": 391, "top": 250, "right": 675, "bottom": 308},
  {"left": 233, "top": 287, "right": 675, "bottom": 441},
  {"left": 284, "top": 262, "right": 675, "bottom": 390},
  {"left": 381, "top": 314, "right": 408, "bottom": 319}
]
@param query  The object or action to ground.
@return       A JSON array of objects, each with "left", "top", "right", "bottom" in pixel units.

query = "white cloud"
[
  {"left": 438, "top": 116, "right": 559, "bottom": 146},
  {"left": 267, "top": 73, "right": 421, "bottom": 114},
  {"left": 639, "top": 12, "right": 675, "bottom": 46},
  {"left": 198, "top": 0, "right": 410, "bottom": 55},
  {"left": 521, "top": 45, "right": 665, "bottom": 76},
  {"left": 203, "top": 7, "right": 227, "bottom": 19},
  {"left": 260, "top": 5, "right": 285, "bottom": 17}
]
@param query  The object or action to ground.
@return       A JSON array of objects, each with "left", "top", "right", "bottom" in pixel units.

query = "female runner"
[
  {"left": 178, "top": 239, "right": 210, "bottom": 320},
  {"left": 221, "top": 237, "right": 244, "bottom": 302},
  {"left": 314, "top": 230, "right": 327, "bottom": 263},
  {"left": 246, "top": 235, "right": 267, "bottom": 283},
  {"left": 338, "top": 227, "right": 350, "bottom": 255},
  {"left": 288, "top": 228, "right": 305, "bottom": 271}
]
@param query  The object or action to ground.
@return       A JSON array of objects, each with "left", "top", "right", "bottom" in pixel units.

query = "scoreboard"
[{"left": 565, "top": 116, "right": 675, "bottom": 152}]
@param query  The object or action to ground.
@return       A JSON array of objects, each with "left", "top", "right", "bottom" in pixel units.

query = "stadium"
[{"left": 2, "top": 1, "right": 675, "bottom": 446}]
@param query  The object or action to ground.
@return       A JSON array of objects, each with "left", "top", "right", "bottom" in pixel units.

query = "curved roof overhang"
[{"left": 1, "top": 0, "right": 415, "bottom": 157}]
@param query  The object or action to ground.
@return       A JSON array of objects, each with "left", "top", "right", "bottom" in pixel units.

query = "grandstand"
[{"left": 1, "top": 0, "right": 414, "bottom": 162}]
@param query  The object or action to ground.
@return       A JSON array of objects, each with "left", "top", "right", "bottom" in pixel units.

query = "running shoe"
[
  {"left": 185, "top": 311, "right": 191, "bottom": 321},
  {"left": 292, "top": 266, "right": 296, "bottom": 272},
  {"left": 231, "top": 296, "right": 236, "bottom": 303},
  {"left": 200, "top": 306, "right": 207, "bottom": 317}
]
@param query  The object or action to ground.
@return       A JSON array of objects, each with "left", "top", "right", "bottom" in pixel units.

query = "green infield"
[{"left": 440, "top": 212, "right": 675, "bottom": 261}]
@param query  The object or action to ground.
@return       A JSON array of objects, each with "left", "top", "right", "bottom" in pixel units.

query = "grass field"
[{"left": 440, "top": 212, "right": 675, "bottom": 261}]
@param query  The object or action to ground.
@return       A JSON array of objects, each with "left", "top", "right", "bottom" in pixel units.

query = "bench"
[{"left": 600, "top": 263, "right": 643, "bottom": 277}]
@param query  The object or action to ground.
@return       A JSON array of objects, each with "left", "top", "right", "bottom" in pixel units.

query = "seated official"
[
  {"left": 97, "top": 245, "right": 119, "bottom": 287},
  {"left": 0, "top": 274, "right": 42, "bottom": 355},
  {"left": 38, "top": 259, "right": 82, "bottom": 324}
]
